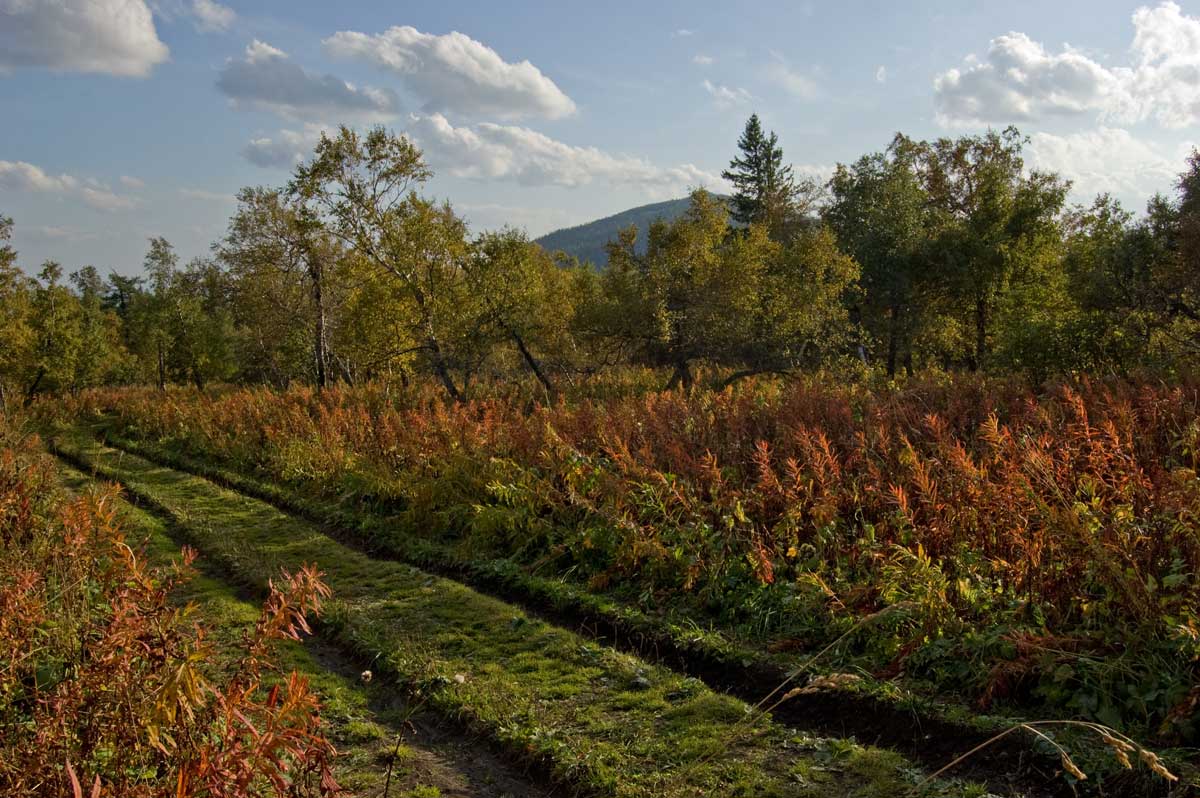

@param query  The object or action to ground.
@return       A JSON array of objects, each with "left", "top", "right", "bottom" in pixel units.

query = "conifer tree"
[{"left": 722, "top": 114, "right": 799, "bottom": 236}]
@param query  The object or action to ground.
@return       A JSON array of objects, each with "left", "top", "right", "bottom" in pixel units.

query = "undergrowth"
[
  {"left": 40, "top": 372, "right": 1200, "bottom": 741},
  {"left": 0, "top": 414, "right": 337, "bottom": 798}
]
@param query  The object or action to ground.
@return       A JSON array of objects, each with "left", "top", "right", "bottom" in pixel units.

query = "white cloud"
[
  {"left": 23, "top": 225, "right": 112, "bottom": 243},
  {"left": 242, "top": 124, "right": 326, "bottom": 169},
  {"left": 767, "top": 53, "right": 819, "bottom": 100},
  {"left": 934, "top": 2, "right": 1200, "bottom": 129},
  {"left": 794, "top": 163, "right": 835, "bottom": 186},
  {"left": 693, "top": 54, "right": 715, "bottom": 66},
  {"left": 457, "top": 202, "right": 582, "bottom": 237},
  {"left": 875, "top": 65, "right": 887, "bottom": 83},
  {"left": 0, "top": 0, "right": 168, "bottom": 77},
  {"left": 406, "top": 113, "right": 723, "bottom": 196},
  {"left": 120, "top": 175, "right": 146, "bottom": 189},
  {"left": 672, "top": 28, "right": 695, "bottom": 38},
  {"left": 323, "top": 26, "right": 575, "bottom": 120},
  {"left": 244, "top": 40, "right": 283, "bottom": 60},
  {"left": 178, "top": 188, "right": 232, "bottom": 202},
  {"left": 1027, "top": 127, "right": 1190, "bottom": 204},
  {"left": 0, "top": 160, "right": 135, "bottom": 211},
  {"left": 933, "top": 33, "right": 1120, "bottom": 125},
  {"left": 701, "top": 79, "right": 751, "bottom": 110},
  {"left": 1124, "top": 1, "right": 1200, "bottom": 127},
  {"left": 191, "top": 0, "right": 234, "bottom": 32},
  {"left": 216, "top": 40, "right": 399, "bottom": 121}
]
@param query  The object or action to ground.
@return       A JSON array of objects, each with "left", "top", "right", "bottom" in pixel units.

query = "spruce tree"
[{"left": 722, "top": 113, "right": 798, "bottom": 234}]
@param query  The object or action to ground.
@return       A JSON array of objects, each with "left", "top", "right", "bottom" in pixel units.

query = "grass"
[
  {"left": 49, "top": 426, "right": 974, "bottom": 798},
  {"left": 83, "top": 421, "right": 1146, "bottom": 793},
  {"left": 50, "top": 463, "right": 513, "bottom": 798}
]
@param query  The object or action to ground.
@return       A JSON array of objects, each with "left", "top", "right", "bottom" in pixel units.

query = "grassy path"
[
  {"left": 82, "top": 424, "right": 1087, "bottom": 797},
  {"left": 50, "top": 427, "right": 978, "bottom": 798},
  {"left": 54, "top": 461, "right": 548, "bottom": 798}
]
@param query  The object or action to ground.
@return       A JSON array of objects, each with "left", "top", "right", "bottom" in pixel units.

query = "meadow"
[
  {"left": 8, "top": 109, "right": 1200, "bottom": 797},
  {"left": 46, "top": 371, "right": 1200, "bottom": 755}
]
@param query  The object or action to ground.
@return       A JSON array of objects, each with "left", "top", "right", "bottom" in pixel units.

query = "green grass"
[
  {"left": 77, "top": 421, "right": 1200, "bottom": 796},
  {"left": 82, "top": 424, "right": 1109, "bottom": 785},
  {"left": 52, "top": 463, "right": 499, "bottom": 798},
  {"left": 50, "top": 427, "right": 973, "bottom": 798}
]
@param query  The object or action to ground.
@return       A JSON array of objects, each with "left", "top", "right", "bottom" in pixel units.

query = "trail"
[
  {"left": 50, "top": 426, "right": 1015, "bottom": 798},
  {"left": 85, "top": 425, "right": 1083, "bottom": 798},
  {"left": 55, "top": 461, "right": 551, "bottom": 798}
]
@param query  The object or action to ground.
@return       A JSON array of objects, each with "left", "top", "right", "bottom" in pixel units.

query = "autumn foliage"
[
  {"left": 52, "top": 372, "right": 1200, "bottom": 738},
  {"left": 0, "top": 418, "right": 338, "bottom": 797}
]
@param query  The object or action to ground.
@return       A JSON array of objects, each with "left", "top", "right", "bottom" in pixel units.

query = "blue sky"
[{"left": 2, "top": 0, "right": 1198, "bottom": 275}]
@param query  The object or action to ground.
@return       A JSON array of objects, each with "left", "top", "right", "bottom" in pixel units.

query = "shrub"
[{"left": 0, "top": 415, "right": 338, "bottom": 798}]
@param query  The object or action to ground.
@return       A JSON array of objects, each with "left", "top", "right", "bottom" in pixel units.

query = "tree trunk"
[
  {"left": 22, "top": 367, "right": 46, "bottom": 408},
  {"left": 426, "top": 335, "right": 463, "bottom": 402},
  {"left": 508, "top": 326, "right": 556, "bottom": 401},
  {"left": 886, "top": 304, "right": 901, "bottom": 378},
  {"left": 972, "top": 296, "right": 988, "bottom": 372},
  {"left": 410, "top": 284, "right": 461, "bottom": 402},
  {"left": 311, "top": 259, "right": 328, "bottom": 390},
  {"left": 335, "top": 355, "right": 354, "bottom": 386},
  {"left": 718, "top": 367, "right": 793, "bottom": 390},
  {"left": 157, "top": 340, "right": 166, "bottom": 391},
  {"left": 665, "top": 358, "right": 693, "bottom": 393}
]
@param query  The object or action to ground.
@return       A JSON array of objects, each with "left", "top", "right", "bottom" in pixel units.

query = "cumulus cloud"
[
  {"left": 0, "top": 0, "right": 168, "bottom": 77},
  {"left": 933, "top": 34, "right": 1120, "bottom": 125},
  {"left": 216, "top": 40, "right": 399, "bottom": 121},
  {"left": 406, "top": 113, "right": 723, "bottom": 196},
  {"left": 191, "top": 0, "right": 234, "bottom": 32},
  {"left": 693, "top": 54, "right": 715, "bottom": 66},
  {"left": 0, "top": 160, "right": 135, "bottom": 211},
  {"left": 242, "top": 124, "right": 326, "bottom": 168},
  {"left": 672, "top": 29, "right": 695, "bottom": 38},
  {"left": 120, "top": 175, "right": 146, "bottom": 189},
  {"left": 322, "top": 26, "right": 575, "bottom": 120},
  {"left": 1027, "top": 127, "right": 1191, "bottom": 203},
  {"left": 934, "top": 2, "right": 1200, "bottom": 128},
  {"left": 701, "top": 79, "right": 751, "bottom": 109},
  {"left": 1124, "top": 1, "right": 1200, "bottom": 127},
  {"left": 875, "top": 66, "right": 887, "bottom": 83}
]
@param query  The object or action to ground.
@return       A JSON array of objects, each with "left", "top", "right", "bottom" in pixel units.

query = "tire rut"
[{"left": 78, "top": 431, "right": 1113, "bottom": 798}]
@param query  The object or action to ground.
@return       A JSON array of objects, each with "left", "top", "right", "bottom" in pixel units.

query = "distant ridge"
[{"left": 535, "top": 196, "right": 729, "bottom": 268}]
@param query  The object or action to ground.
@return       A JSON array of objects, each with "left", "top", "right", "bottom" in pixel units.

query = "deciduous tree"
[{"left": 290, "top": 126, "right": 477, "bottom": 400}]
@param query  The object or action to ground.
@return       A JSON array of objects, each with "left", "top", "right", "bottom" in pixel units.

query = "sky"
[{"left": 2, "top": 0, "right": 1199, "bottom": 276}]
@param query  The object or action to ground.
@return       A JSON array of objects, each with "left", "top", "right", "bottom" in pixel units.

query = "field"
[
  {"left": 7, "top": 372, "right": 1194, "bottom": 796},
  {"left": 13, "top": 2, "right": 1200, "bottom": 794}
]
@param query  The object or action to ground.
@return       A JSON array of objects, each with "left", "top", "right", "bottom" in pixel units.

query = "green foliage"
[
  {"left": 722, "top": 113, "right": 813, "bottom": 237},
  {"left": 26, "top": 261, "right": 83, "bottom": 400},
  {"left": 825, "top": 136, "right": 932, "bottom": 375},
  {"left": 0, "top": 216, "right": 34, "bottom": 411},
  {"left": 535, "top": 196, "right": 709, "bottom": 268},
  {"left": 919, "top": 127, "right": 1070, "bottom": 371},
  {"left": 12, "top": 128, "right": 1200, "bottom": 409},
  {"left": 586, "top": 189, "right": 856, "bottom": 389}
]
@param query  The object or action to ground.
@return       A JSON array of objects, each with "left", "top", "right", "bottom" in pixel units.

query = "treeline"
[{"left": 4, "top": 116, "right": 1200, "bottom": 405}]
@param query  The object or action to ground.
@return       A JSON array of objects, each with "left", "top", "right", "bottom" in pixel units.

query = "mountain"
[{"left": 536, "top": 196, "right": 725, "bottom": 268}]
